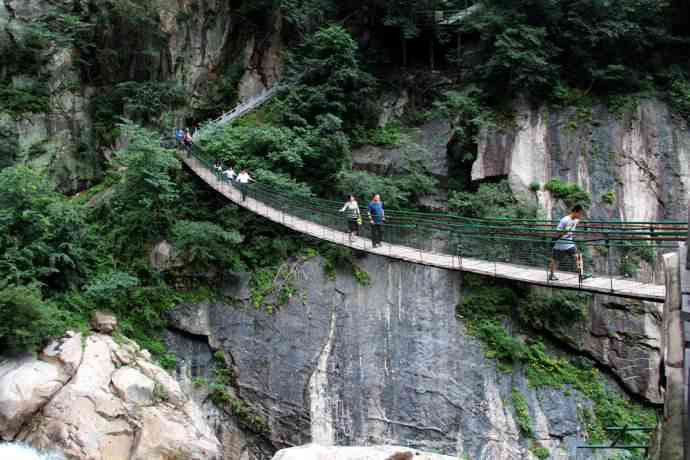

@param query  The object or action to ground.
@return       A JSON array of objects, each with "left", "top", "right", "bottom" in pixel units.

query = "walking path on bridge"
[{"left": 181, "top": 153, "right": 668, "bottom": 302}]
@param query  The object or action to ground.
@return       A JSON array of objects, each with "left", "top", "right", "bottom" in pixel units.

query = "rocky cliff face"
[
  {"left": 472, "top": 97, "right": 690, "bottom": 223},
  {"left": 0, "top": 329, "right": 221, "bottom": 460},
  {"left": 1, "top": 0, "right": 283, "bottom": 193},
  {"left": 166, "top": 255, "right": 632, "bottom": 460}
]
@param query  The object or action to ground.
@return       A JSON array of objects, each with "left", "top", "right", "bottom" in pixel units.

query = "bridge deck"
[{"left": 182, "top": 155, "right": 666, "bottom": 302}]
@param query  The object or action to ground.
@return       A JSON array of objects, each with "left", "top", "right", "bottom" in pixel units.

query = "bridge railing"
[{"left": 182, "top": 143, "right": 686, "bottom": 293}]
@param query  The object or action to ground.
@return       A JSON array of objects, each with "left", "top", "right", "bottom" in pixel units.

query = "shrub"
[
  {"left": 0, "top": 286, "right": 68, "bottom": 353},
  {"left": 544, "top": 179, "right": 591, "bottom": 207},
  {"left": 669, "top": 78, "right": 690, "bottom": 121},
  {"left": 449, "top": 180, "right": 539, "bottom": 220},
  {"left": 512, "top": 388, "right": 533, "bottom": 437}
]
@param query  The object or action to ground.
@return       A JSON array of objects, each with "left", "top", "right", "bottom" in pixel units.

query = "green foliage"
[
  {"left": 84, "top": 271, "right": 140, "bottom": 309},
  {"left": 0, "top": 166, "right": 93, "bottom": 289},
  {"left": 0, "top": 285, "right": 70, "bottom": 354},
  {"left": 529, "top": 182, "right": 541, "bottom": 192},
  {"left": 207, "top": 349, "right": 270, "bottom": 434},
  {"left": 284, "top": 25, "right": 376, "bottom": 128},
  {"left": 669, "top": 77, "right": 690, "bottom": 121},
  {"left": 617, "top": 241, "right": 656, "bottom": 277},
  {"left": 96, "top": 123, "right": 181, "bottom": 260},
  {"left": 321, "top": 244, "right": 370, "bottom": 285},
  {"left": 602, "top": 190, "right": 616, "bottom": 205},
  {"left": 172, "top": 220, "right": 243, "bottom": 270},
  {"left": 281, "top": 0, "right": 337, "bottom": 38},
  {"left": 250, "top": 264, "right": 298, "bottom": 314},
  {"left": 0, "top": 82, "right": 50, "bottom": 117},
  {"left": 511, "top": 388, "right": 533, "bottom": 437},
  {"left": 351, "top": 121, "right": 407, "bottom": 147},
  {"left": 531, "top": 445, "right": 550, "bottom": 460},
  {"left": 449, "top": 180, "right": 538, "bottom": 220},
  {"left": 457, "top": 276, "right": 656, "bottom": 445},
  {"left": 518, "top": 291, "right": 589, "bottom": 330},
  {"left": 463, "top": 0, "right": 681, "bottom": 99},
  {"left": 544, "top": 179, "right": 591, "bottom": 208},
  {"left": 335, "top": 155, "right": 438, "bottom": 210}
]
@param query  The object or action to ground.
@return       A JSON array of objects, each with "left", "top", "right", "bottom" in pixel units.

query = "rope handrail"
[
  {"left": 188, "top": 145, "right": 686, "bottom": 243},
  {"left": 173, "top": 91, "right": 690, "bottom": 301},
  {"left": 179, "top": 145, "right": 677, "bottom": 301}
]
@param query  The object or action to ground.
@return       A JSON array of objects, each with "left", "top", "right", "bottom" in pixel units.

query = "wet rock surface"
[{"left": 167, "top": 255, "right": 616, "bottom": 460}]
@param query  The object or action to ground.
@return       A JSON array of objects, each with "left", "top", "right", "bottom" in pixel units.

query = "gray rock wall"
[
  {"left": 472, "top": 98, "right": 690, "bottom": 223},
  {"left": 168, "top": 255, "right": 626, "bottom": 460}
]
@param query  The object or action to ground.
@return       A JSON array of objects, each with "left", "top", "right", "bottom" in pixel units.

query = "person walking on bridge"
[
  {"left": 340, "top": 195, "right": 361, "bottom": 242},
  {"left": 368, "top": 194, "right": 385, "bottom": 248},
  {"left": 235, "top": 169, "right": 253, "bottom": 202},
  {"left": 549, "top": 204, "right": 585, "bottom": 281},
  {"left": 223, "top": 165, "right": 236, "bottom": 182}
]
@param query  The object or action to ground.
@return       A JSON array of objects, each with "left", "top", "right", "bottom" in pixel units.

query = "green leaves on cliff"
[{"left": 458, "top": 275, "right": 656, "bottom": 446}]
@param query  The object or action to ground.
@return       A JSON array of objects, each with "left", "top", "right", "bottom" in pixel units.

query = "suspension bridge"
[{"left": 179, "top": 89, "right": 688, "bottom": 303}]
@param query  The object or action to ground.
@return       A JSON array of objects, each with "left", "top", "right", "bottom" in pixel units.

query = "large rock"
[
  {"left": 0, "top": 333, "right": 221, "bottom": 460},
  {"left": 472, "top": 97, "right": 690, "bottom": 222},
  {"left": 168, "top": 255, "right": 603, "bottom": 460},
  {"left": 90, "top": 311, "right": 118, "bottom": 334},
  {"left": 0, "top": 334, "right": 82, "bottom": 440},
  {"left": 272, "top": 444, "right": 456, "bottom": 460}
]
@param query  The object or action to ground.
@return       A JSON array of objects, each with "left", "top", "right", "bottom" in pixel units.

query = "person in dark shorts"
[
  {"left": 339, "top": 195, "right": 361, "bottom": 241},
  {"left": 549, "top": 204, "right": 584, "bottom": 281}
]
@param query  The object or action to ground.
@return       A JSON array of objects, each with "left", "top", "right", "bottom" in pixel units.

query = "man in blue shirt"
[{"left": 368, "top": 194, "right": 385, "bottom": 248}]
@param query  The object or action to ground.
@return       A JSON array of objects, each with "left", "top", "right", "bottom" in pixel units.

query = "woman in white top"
[
  {"left": 339, "top": 195, "right": 361, "bottom": 241},
  {"left": 235, "top": 170, "right": 253, "bottom": 201}
]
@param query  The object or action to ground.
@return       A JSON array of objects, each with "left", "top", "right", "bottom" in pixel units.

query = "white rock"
[
  {"left": 111, "top": 367, "right": 155, "bottom": 405},
  {"left": 5, "top": 333, "right": 222, "bottom": 460},
  {"left": 0, "top": 442, "right": 64, "bottom": 460},
  {"left": 132, "top": 405, "right": 222, "bottom": 460},
  {"left": 0, "top": 334, "right": 82, "bottom": 440},
  {"left": 272, "top": 445, "right": 458, "bottom": 460}
]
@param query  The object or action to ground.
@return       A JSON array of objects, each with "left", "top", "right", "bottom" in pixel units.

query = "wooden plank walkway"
[{"left": 182, "top": 155, "right": 666, "bottom": 302}]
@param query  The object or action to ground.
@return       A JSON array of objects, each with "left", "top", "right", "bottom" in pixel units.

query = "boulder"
[
  {"left": 272, "top": 445, "right": 457, "bottom": 460},
  {"left": 0, "top": 334, "right": 82, "bottom": 440},
  {"left": 90, "top": 311, "right": 118, "bottom": 334},
  {"left": 1, "top": 333, "right": 221, "bottom": 460},
  {"left": 111, "top": 367, "right": 155, "bottom": 405}
]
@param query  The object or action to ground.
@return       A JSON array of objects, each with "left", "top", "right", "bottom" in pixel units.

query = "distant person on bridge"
[
  {"left": 339, "top": 195, "right": 361, "bottom": 242},
  {"left": 182, "top": 129, "right": 193, "bottom": 155},
  {"left": 368, "top": 194, "right": 385, "bottom": 248},
  {"left": 235, "top": 169, "right": 253, "bottom": 201},
  {"left": 549, "top": 204, "right": 585, "bottom": 281},
  {"left": 223, "top": 165, "right": 236, "bottom": 182}
]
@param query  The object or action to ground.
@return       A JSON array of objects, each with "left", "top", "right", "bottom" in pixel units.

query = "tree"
[
  {"left": 0, "top": 166, "right": 92, "bottom": 290},
  {"left": 96, "top": 123, "right": 181, "bottom": 260},
  {"left": 0, "top": 285, "right": 68, "bottom": 354},
  {"left": 284, "top": 25, "right": 377, "bottom": 127}
]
